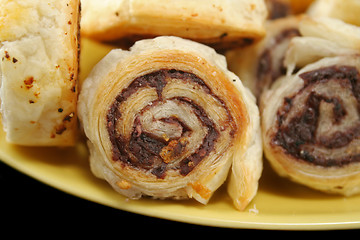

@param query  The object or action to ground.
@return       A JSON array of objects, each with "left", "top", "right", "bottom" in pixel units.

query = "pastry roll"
[
  {"left": 307, "top": 0, "right": 360, "bottom": 26},
  {"left": 226, "top": 16, "right": 302, "bottom": 98},
  {"left": 78, "top": 36, "right": 262, "bottom": 210},
  {"left": 0, "top": 0, "right": 80, "bottom": 146},
  {"left": 80, "top": 0, "right": 267, "bottom": 50},
  {"left": 261, "top": 17, "right": 360, "bottom": 195}
]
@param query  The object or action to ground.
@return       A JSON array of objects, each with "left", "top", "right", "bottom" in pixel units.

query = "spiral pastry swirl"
[
  {"left": 106, "top": 69, "right": 234, "bottom": 179},
  {"left": 262, "top": 55, "right": 360, "bottom": 195},
  {"left": 78, "top": 36, "right": 262, "bottom": 210}
]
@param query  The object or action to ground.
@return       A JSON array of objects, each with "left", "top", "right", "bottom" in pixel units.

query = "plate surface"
[{"left": 1, "top": 38, "right": 360, "bottom": 230}]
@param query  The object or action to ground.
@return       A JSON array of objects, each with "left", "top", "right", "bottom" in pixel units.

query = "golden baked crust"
[
  {"left": 80, "top": 0, "right": 267, "bottom": 50},
  {"left": 0, "top": 0, "right": 80, "bottom": 146},
  {"left": 78, "top": 36, "right": 262, "bottom": 210}
]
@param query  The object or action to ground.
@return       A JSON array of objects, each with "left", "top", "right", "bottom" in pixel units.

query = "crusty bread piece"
[
  {"left": 80, "top": 0, "right": 267, "bottom": 49},
  {"left": 0, "top": 0, "right": 80, "bottom": 146}
]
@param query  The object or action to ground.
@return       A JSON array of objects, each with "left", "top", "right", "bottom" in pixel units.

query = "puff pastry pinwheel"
[
  {"left": 0, "top": 0, "right": 80, "bottom": 146},
  {"left": 78, "top": 36, "right": 262, "bottom": 210},
  {"left": 80, "top": 0, "right": 267, "bottom": 50},
  {"left": 261, "top": 17, "right": 360, "bottom": 195},
  {"left": 227, "top": 16, "right": 302, "bottom": 98}
]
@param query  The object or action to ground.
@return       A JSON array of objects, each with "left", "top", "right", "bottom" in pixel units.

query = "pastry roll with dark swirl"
[
  {"left": 78, "top": 36, "right": 262, "bottom": 210},
  {"left": 261, "top": 18, "right": 360, "bottom": 195}
]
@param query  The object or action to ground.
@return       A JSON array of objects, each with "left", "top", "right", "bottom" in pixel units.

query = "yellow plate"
[{"left": 1, "top": 38, "right": 360, "bottom": 230}]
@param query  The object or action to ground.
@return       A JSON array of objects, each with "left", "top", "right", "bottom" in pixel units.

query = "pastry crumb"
[{"left": 248, "top": 204, "right": 259, "bottom": 214}]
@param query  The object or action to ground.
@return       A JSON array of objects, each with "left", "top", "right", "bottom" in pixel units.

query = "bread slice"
[
  {"left": 0, "top": 0, "right": 80, "bottom": 146},
  {"left": 80, "top": 0, "right": 267, "bottom": 49}
]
